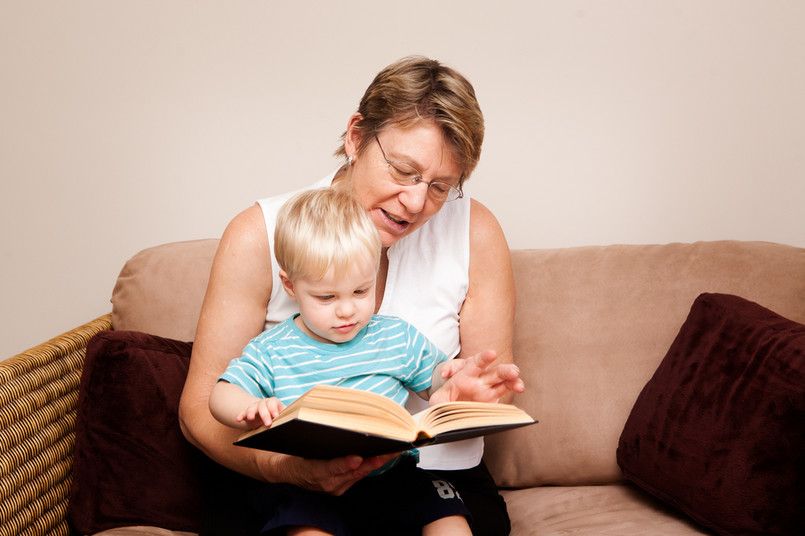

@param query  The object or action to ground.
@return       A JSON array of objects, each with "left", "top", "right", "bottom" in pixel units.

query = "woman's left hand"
[{"left": 429, "top": 350, "right": 524, "bottom": 405}]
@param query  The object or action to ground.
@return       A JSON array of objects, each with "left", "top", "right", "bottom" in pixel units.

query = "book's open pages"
[
  {"left": 414, "top": 401, "right": 534, "bottom": 438},
  {"left": 269, "top": 384, "right": 421, "bottom": 441},
  {"left": 236, "top": 384, "right": 536, "bottom": 459}
]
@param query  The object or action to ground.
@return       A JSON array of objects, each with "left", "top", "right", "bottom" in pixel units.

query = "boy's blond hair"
[{"left": 274, "top": 188, "right": 381, "bottom": 281}]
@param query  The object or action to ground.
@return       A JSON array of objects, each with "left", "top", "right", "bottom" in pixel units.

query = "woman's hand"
[
  {"left": 429, "top": 350, "right": 524, "bottom": 405},
  {"left": 269, "top": 452, "right": 399, "bottom": 496}
]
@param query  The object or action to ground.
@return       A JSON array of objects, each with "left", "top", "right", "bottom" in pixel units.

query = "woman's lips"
[{"left": 381, "top": 209, "right": 410, "bottom": 228}]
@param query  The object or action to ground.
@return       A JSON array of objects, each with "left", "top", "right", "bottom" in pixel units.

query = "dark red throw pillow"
[
  {"left": 618, "top": 293, "right": 805, "bottom": 536},
  {"left": 69, "top": 330, "right": 208, "bottom": 533}
]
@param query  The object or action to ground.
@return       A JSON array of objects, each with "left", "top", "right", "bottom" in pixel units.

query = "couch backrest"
[
  {"left": 111, "top": 239, "right": 805, "bottom": 488},
  {"left": 112, "top": 238, "right": 218, "bottom": 342},
  {"left": 484, "top": 241, "right": 805, "bottom": 488}
]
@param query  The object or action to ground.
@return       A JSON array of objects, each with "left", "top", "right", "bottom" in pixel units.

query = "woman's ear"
[
  {"left": 278, "top": 270, "right": 297, "bottom": 301},
  {"left": 344, "top": 112, "right": 364, "bottom": 159}
]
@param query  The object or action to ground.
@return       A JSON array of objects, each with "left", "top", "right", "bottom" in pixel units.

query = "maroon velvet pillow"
[
  {"left": 617, "top": 293, "right": 805, "bottom": 536},
  {"left": 69, "top": 330, "right": 208, "bottom": 533}
]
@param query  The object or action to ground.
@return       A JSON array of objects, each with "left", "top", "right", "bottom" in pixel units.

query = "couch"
[{"left": 1, "top": 239, "right": 803, "bottom": 536}]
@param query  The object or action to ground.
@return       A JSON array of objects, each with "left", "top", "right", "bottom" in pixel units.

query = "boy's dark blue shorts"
[{"left": 248, "top": 457, "right": 470, "bottom": 535}]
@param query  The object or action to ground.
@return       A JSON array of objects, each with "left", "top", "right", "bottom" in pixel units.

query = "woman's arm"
[
  {"left": 419, "top": 199, "right": 520, "bottom": 405},
  {"left": 456, "top": 199, "right": 518, "bottom": 403},
  {"left": 178, "top": 204, "right": 390, "bottom": 494}
]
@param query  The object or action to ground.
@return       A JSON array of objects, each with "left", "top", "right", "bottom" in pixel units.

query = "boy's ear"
[{"left": 278, "top": 270, "right": 297, "bottom": 301}]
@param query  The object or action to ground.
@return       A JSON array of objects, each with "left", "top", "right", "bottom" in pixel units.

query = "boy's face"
[{"left": 281, "top": 255, "right": 377, "bottom": 344}]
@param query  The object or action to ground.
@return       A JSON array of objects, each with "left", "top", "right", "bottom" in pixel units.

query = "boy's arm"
[
  {"left": 421, "top": 362, "right": 449, "bottom": 400},
  {"left": 209, "top": 380, "right": 282, "bottom": 429}
]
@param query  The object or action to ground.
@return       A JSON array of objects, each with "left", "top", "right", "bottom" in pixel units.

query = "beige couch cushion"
[
  {"left": 93, "top": 528, "right": 196, "bottom": 536},
  {"left": 501, "top": 484, "right": 709, "bottom": 535},
  {"left": 484, "top": 240, "right": 805, "bottom": 488},
  {"left": 111, "top": 239, "right": 219, "bottom": 341}
]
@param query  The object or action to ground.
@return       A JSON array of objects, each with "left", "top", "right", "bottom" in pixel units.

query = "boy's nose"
[{"left": 336, "top": 300, "right": 354, "bottom": 318}]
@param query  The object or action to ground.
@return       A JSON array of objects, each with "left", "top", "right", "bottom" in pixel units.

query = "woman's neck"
[{"left": 375, "top": 248, "right": 389, "bottom": 313}]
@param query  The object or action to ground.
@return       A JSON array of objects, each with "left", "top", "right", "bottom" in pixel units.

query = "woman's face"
[{"left": 342, "top": 119, "right": 463, "bottom": 248}]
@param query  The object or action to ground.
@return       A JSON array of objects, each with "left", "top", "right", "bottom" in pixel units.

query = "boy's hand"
[{"left": 237, "top": 397, "right": 286, "bottom": 428}]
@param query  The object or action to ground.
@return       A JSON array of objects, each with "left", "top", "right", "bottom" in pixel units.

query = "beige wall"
[{"left": 2, "top": 1, "right": 804, "bottom": 358}]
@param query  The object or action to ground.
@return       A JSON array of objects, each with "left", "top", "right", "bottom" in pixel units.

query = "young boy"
[{"left": 210, "top": 187, "right": 508, "bottom": 535}]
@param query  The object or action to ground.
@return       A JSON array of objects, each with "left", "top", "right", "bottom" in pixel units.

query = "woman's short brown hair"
[{"left": 336, "top": 56, "right": 484, "bottom": 185}]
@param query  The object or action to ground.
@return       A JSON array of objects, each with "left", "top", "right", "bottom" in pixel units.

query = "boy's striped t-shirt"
[{"left": 219, "top": 314, "right": 448, "bottom": 406}]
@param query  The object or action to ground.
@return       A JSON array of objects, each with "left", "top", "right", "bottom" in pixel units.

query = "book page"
[
  {"left": 414, "top": 401, "right": 534, "bottom": 437},
  {"left": 266, "top": 384, "right": 418, "bottom": 440},
  {"left": 294, "top": 406, "right": 416, "bottom": 441}
]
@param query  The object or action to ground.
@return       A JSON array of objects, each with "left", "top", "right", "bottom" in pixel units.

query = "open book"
[{"left": 235, "top": 384, "right": 536, "bottom": 459}]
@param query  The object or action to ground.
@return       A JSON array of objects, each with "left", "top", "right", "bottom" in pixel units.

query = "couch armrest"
[{"left": 0, "top": 314, "right": 112, "bottom": 536}]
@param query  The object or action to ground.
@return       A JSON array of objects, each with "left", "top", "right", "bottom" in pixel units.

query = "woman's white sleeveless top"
[{"left": 257, "top": 172, "right": 482, "bottom": 470}]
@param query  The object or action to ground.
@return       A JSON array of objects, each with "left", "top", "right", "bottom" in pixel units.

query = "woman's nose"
[{"left": 398, "top": 183, "right": 429, "bottom": 213}]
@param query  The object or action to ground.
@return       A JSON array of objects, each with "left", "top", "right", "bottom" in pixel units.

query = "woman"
[{"left": 179, "top": 56, "right": 519, "bottom": 535}]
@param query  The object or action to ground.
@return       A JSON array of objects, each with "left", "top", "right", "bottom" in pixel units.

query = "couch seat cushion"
[
  {"left": 501, "top": 484, "right": 710, "bottom": 535},
  {"left": 92, "top": 528, "right": 197, "bottom": 536}
]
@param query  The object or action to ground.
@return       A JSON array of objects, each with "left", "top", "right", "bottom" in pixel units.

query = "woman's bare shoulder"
[
  {"left": 468, "top": 198, "right": 509, "bottom": 253},
  {"left": 204, "top": 203, "right": 273, "bottom": 319},
  {"left": 220, "top": 203, "right": 270, "bottom": 254}
]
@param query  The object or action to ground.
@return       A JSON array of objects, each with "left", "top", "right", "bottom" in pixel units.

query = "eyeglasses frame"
[{"left": 373, "top": 135, "right": 464, "bottom": 203}]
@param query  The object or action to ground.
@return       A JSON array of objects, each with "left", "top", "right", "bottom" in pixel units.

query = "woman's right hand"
[{"left": 270, "top": 453, "right": 398, "bottom": 496}]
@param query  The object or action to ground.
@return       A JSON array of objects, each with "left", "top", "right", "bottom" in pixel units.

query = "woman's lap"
[{"left": 199, "top": 460, "right": 508, "bottom": 536}]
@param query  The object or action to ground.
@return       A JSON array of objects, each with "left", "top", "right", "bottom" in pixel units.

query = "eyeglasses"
[{"left": 374, "top": 136, "right": 464, "bottom": 203}]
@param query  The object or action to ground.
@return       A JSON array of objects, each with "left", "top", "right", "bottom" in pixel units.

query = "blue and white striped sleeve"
[
  {"left": 403, "top": 322, "right": 449, "bottom": 393},
  {"left": 218, "top": 340, "right": 275, "bottom": 399}
]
